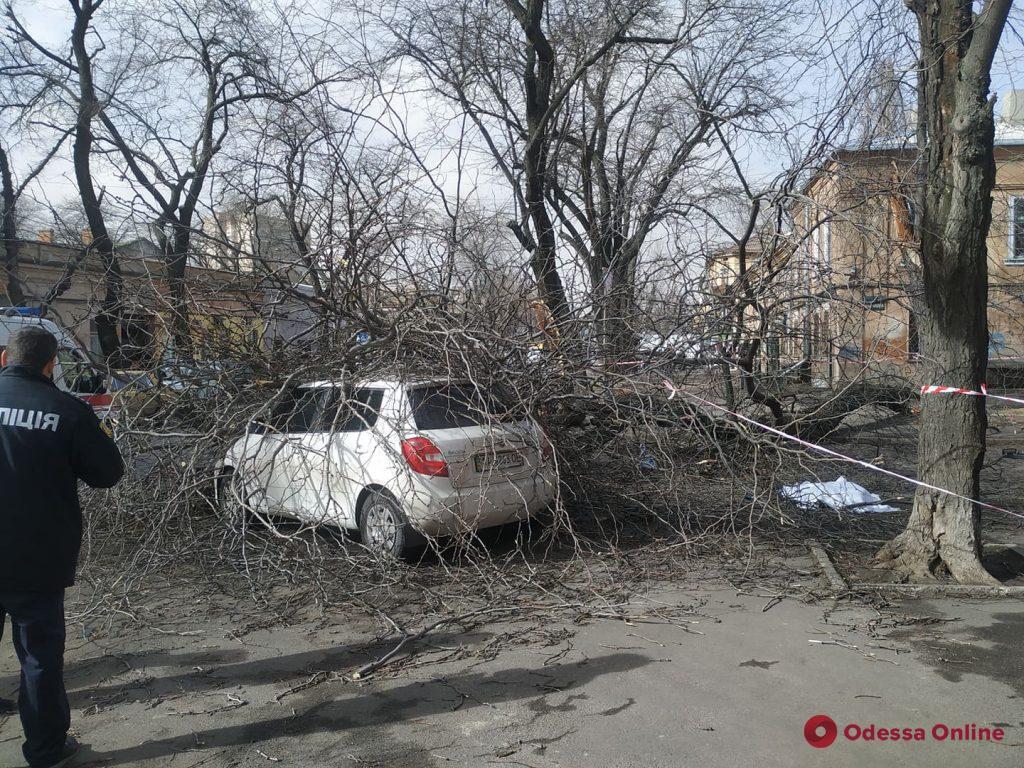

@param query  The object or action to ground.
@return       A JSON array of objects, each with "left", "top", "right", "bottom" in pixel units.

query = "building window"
[
  {"left": 1010, "top": 197, "right": 1024, "bottom": 264},
  {"left": 863, "top": 294, "right": 887, "bottom": 312},
  {"left": 89, "top": 320, "right": 103, "bottom": 356},
  {"left": 820, "top": 219, "right": 831, "bottom": 266},
  {"left": 805, "top": 205, "right": 815, "bottom": 263}
]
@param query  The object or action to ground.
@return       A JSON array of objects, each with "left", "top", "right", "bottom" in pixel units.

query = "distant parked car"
[
  {"left": 157, "top": 358, "right": 269, "bottom": 404},
  {"left": 216, "top": 378, "right": 556, "bottom": 558},
  {"left": 158, "top": 359, "right": 223, "bottom": 397},
  {"left": 108, "top": 370, "right": 175, "bottom": 420}
]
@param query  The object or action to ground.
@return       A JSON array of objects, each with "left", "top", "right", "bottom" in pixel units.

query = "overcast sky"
[{"left": 7, "top": 0, "right": 1024, "bottom": 242}]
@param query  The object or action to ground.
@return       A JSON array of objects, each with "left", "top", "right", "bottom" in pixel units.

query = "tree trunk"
[
  {"left": 0, "top": 144, "right": 24, "bottom": 306},
  {"left": 596, "top": 257, "right": 637, "bottom": 361},
  {"left": 524, "top": 146, "right": 569, "bottom": 329},
  {"left": 73, "top": 165, "right": 122, "bottom": 365},
  {"left": 877, "top": 0, "right": 1011, "bottom": 584},
  {"left": 68, "top": 0, "right": 122, "bottom": 364},
  {"left": 515, "top": 0, "right": 571, "bottom": 333},
  {"left": 167, "top": 225, "right": 192, "bottom": 356}
]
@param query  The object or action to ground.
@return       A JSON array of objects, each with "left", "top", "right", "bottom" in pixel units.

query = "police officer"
[{"left": 0, "top": 327, "right": 124, "bottom": 768}]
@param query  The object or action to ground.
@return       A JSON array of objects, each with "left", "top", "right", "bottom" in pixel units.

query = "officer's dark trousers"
[{"left": 0, "top": 591, "right": 70, "bottom": 767}]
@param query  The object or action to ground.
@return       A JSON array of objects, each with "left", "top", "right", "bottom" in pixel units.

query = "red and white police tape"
[
  {"left": 661, "top": 379, "right": 1024, "bottom": 522},
  {"left": 920, "top": 383, "right": 1024, "bottom": 407}
]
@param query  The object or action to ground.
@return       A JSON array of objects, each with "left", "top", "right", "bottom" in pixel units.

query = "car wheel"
[
  {"left": 215, "top": 467, "right": 252, "bottom": 530},
  {"left": 358, "top": 490, "right": 423, "bottom": 560}
]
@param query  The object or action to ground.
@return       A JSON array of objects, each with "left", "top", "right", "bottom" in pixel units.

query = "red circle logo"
[{"left": 804, "top": 715, "right": 838, "bottom": 748}]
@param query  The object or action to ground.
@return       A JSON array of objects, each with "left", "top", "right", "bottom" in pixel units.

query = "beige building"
[
  {"left": 752, "top": 125, "right": 1024, "bottom": 385},
  {"left": 704, "top": 113, "right": 1024, "bottom": 385},
  {"left": 1, "top": 234, "right": 265, "bottom": 364},
  {"left": 198, "top": 204, "right": 304, "bottom": 282}
]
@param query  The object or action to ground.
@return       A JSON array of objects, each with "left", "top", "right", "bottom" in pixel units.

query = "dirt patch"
[{"left": 780, "top": 394, "right": 1024, "bottom": 587}]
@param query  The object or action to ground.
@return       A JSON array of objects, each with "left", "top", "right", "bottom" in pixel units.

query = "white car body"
[
  {"left": 0, "top": 312, "right": 113, "bottom": 417},
  {"left": 220, "top": 379, "right": 556, "bottom": 545}
]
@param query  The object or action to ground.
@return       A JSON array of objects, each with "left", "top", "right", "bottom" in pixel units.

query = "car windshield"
[{"left": 408, "top": 383, "right": 513, "bottom": 429}]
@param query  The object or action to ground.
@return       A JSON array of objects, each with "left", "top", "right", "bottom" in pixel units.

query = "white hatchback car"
[{"left": 216, "top": 378, "right": 556, "bottom": 557}]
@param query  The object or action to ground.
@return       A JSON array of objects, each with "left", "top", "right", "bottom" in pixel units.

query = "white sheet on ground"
[{"left": 780, "top": 476, "right": 897, "bottom": 513}]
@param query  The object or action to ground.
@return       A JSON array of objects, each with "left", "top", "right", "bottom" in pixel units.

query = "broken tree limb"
[
  {"left": 787, "top": 385, "right": 911, "bottom": 442},
  {"left": 352, "top": 607, "right": 514, "bottom": 680}
]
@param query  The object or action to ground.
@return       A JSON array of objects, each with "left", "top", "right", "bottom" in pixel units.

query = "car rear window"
[{"left": 408, "top": 383, "right": 511, "bottom": 429}]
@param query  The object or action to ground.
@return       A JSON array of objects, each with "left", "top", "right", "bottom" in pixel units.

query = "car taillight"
[
  {"left": 81, "top": 393, "right": 113, "bottom": 408},
  {"left": 401, "top": 436, "right": 449, "bottom": 477}
]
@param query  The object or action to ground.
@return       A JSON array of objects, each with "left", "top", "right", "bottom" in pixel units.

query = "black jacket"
[{"left": 0, "top": 365, "right": 124, "bottom": 592}]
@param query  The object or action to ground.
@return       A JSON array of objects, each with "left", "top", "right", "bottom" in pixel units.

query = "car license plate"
[{"left": 474, "top": 450, "right": 525, "bottom": 473}]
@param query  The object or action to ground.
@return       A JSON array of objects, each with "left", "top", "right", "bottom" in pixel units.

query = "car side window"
[
  {"left": 255, "top": 387, "right": 381, "bottom": 434},
  {"left": 327, "top": 388, "right": 385, "bottom": 432},
  {"left": 254, "top": 388, "right": 300, "bottom": 433},
  {"left": 285, "top": 388, "right": 330, "bottom": 433}
]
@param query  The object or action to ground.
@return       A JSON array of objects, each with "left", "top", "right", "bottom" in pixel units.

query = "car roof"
[
  {"left": 297, "top": 378, "right": 462, "bottom": 390},
  {"left": 0, "top": 315, "right": 61, "bottom": 332},
  {"left": 0, "top": 315, "right": 77, "bottom": 345}
]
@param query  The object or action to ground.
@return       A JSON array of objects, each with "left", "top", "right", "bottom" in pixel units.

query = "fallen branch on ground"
[{"left": 352, "top": 607, "right": 516, "bottom": 680}]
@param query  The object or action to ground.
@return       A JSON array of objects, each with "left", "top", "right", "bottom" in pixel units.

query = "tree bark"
[
  {"left": 596, "top": 256, "right": 637, "bottom": 360},
  {"left": 877, "top": 0, "right": 1011, "bottom": 584},
  {"left": 508, "top": 0, "right": 571, "bottom": 332},
  {"left": 0, "top": 143, "right": 24, "bottom": 306},
  {"left": 67, "top": 0, "right": 122, "bottom": 363},
  {"left": 164, "top": 223, "right": 192, "bottom": 355}
]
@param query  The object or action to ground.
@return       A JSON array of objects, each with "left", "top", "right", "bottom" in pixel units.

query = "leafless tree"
[
  {"left": 0, "top": 74, "right": 73, "bottom": 305},
  {"left": 89, "top": 0, "right": 308, "bottom": 353},
  {"left": 380, "top": 0, "right": 668, "bottom": 343},
  {"left": 378, "top": 0, "right": 819, "bottom": 364},
  {"left": 4, "top": 0, "right": 137, "bottom": 359},
  {"left": 877, "top": 0, "right": 1013, "bottom": 584}
]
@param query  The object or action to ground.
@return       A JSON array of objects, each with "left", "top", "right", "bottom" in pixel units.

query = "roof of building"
[{"left": 799, "top": 131, "right": 1024, "bottom": 199}]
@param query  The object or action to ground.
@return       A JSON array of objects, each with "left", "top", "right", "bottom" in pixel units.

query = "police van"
[{"left": 0, "top": 309, "right": 113, "bottom": 417}]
